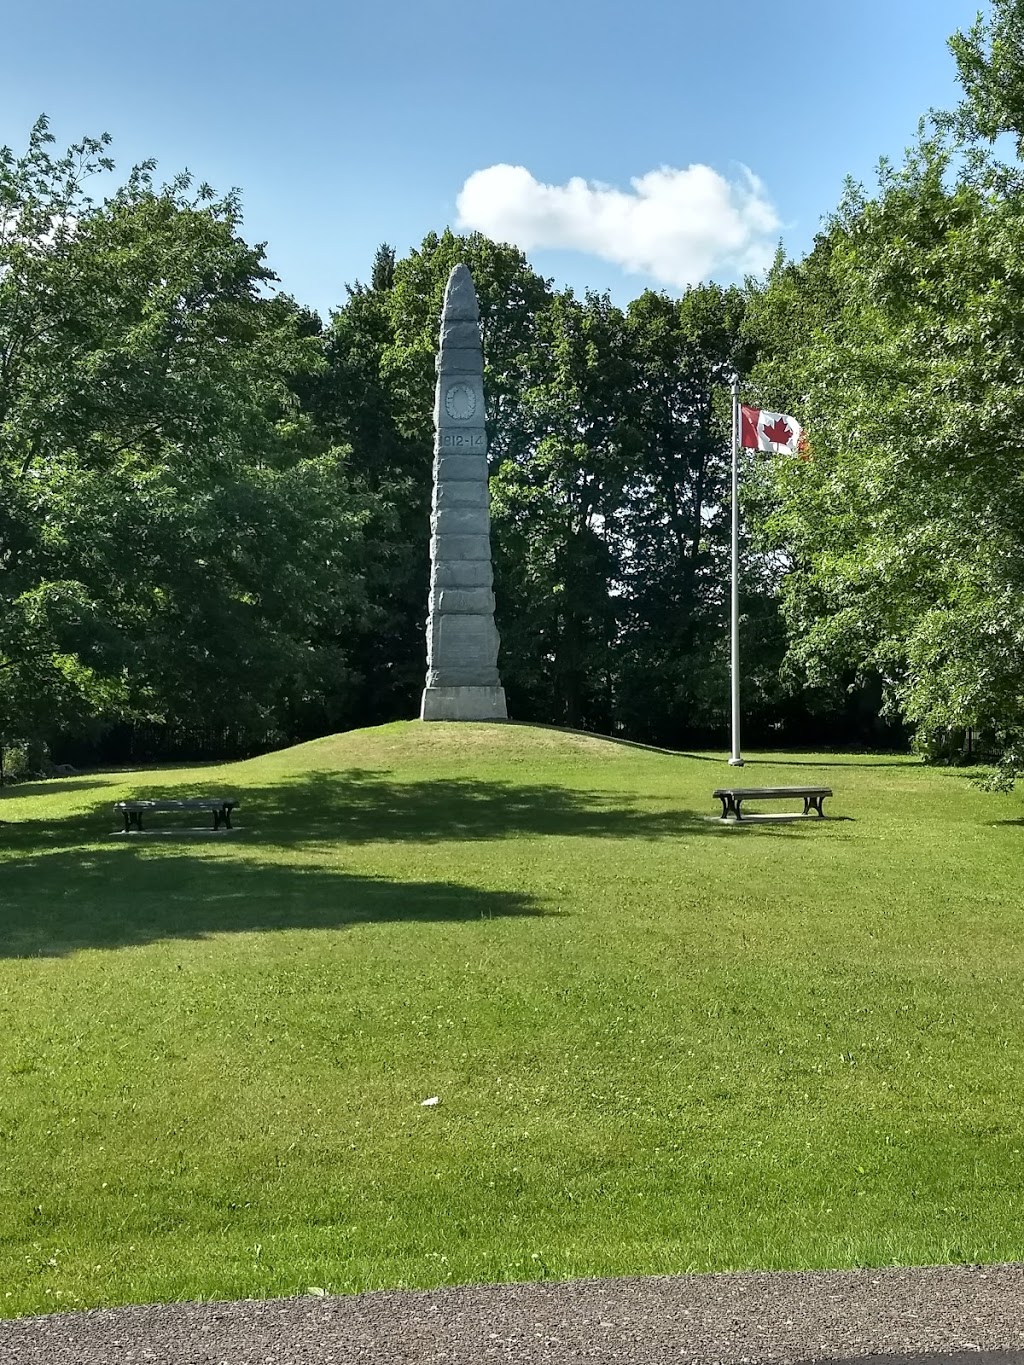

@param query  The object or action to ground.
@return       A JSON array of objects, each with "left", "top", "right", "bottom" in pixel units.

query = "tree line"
[{"left": 2, "top": 0, "right": 1022, "bottom": 786}]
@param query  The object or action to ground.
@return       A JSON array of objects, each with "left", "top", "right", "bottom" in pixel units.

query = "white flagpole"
[{"left": 729, "top": 374, "right": 744, "bottom": 767}]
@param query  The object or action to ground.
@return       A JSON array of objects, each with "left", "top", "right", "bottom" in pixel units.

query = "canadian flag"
[{"left": 740, "top": 405, "right": 808, "bottom": 456}]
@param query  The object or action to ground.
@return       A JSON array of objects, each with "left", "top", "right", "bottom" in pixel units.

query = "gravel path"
[{"left": 3, "top": 1262, "right": 1024, "bottom": 1365}]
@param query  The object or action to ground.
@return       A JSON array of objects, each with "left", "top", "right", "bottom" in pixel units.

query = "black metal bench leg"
[
  {"left": 223, "top": 808, "right": 232, "bottom": 829},
  {"left": 718, "top": 796, "right": 731, "bottom": 819}
]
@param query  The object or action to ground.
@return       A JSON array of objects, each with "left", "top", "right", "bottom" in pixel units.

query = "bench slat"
[
  {"left": 115, "top": 799, "right": 237, "bottom": 811},
  {"left": 712, "top": 787, "right": 832, "bottom": 798}
]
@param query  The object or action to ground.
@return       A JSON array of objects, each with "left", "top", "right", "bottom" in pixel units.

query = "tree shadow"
[
  {"left": 0, "top": 772, "right": 824, "bottom": 860},
  {"left": 0, "top": 810, "right": 118, "bottom": 855},
  {"left": 112, "top": 769, "right": 804, "bottom": 846},
  {"left": 0, "top": 772, "right": 823, "bottom": 956},
  {"left": 0, "top": 844, "right": 553, "bottom": 958},
  {"left": 0, "top": 778, "right": 115, "bottom": 802}
]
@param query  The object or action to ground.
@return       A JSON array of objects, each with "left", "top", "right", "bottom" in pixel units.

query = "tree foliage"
[
  {"left": 305, "top": 229, "right": 557, "bottom": 726},
  {"left": 312, "top": 228, "right": 788, "bottom": 742},
  {"left": 22, "top": 2, "right": 1024, "bottom": 776},
  {"left": 0, "top": 117, "right": 370, "bottom": 749},
  {"left": 744, "top": 4, "right": 1024, "bottom": 784}
]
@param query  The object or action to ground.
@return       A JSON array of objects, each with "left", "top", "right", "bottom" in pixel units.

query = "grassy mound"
[{"left": 1, "top": 721, "right": 1022, "bottom": 1316}]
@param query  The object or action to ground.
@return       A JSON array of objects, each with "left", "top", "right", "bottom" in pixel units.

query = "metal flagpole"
[{"left": 729, "top": 374, "right": 744, "bottom": 767}]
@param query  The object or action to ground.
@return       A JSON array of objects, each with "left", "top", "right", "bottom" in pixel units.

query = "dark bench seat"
[
  {"left": 712, "top": 786, "right": 832, "bottom": 821},
  {"left": 114, "top": 798, "right": 238, "bottom": 832}
]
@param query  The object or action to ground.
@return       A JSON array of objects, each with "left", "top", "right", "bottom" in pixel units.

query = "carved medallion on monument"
[{"left": 444, "top": 383, "right": 477, "bottom": 421}]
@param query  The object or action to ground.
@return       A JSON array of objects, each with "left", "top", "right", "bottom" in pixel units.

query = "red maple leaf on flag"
[{"left": 763, "top": 416, "right": 793, "bottom": 446}]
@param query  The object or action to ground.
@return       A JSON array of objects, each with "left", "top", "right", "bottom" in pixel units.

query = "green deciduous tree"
[
  {"left": 491, "top": 287, "right": 633, "bottom": 729},
  {"left": 745, "top": 67, "right": 1024, "bottom": 781},
  {"left": 946, "top": 0, "right": 1024, "bottom": 160},
  {"left": 1, "top": 117, "right": 371, "bottom": 751},
  {"left": 612, "top": 285, "right": 744, "bottom": 743},
  {"left": 318, "top": 229, "right": 785, "bottom": 743}
]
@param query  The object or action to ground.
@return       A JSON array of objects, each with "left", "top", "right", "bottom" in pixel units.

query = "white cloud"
[{"left": 455, "top": 162, "right": 781, "bottom": 289}]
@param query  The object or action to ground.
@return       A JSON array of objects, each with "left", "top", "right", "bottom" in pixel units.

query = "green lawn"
[{"left": 1, "top": 720, "right": 1022, "bottom": 1318}]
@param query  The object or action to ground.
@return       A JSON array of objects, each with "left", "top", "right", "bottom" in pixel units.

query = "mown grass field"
[{"left": 1, "top": 720, "right": 1022, "bottom": 1318}]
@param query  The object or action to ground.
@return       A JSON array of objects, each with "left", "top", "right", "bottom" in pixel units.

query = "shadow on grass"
[
  {"left": 0, "top": 771, "right": 823, "bottom": 956},
  {"left": 0, "top": 843, "right": 553, "bottom": 958},
  {"left": 0, "top": 778, "right": 116, "bottom": 801},
  {"left": 0, "top": 771, "right": 825, "bottom": 857},
  {"left": 114, "top": 769, "right": 786, "bottom": 846}
]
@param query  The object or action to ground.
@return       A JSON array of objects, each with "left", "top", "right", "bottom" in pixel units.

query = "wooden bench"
[
  {"left": 712, "top": 786, "right": 832, "bottom": 821},
  {"left": 114, "top": 798, "right": 239, "bottom": 832}
]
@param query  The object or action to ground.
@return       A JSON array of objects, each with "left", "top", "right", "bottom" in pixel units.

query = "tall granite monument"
[{"left": 420, "top": 265, "right": 508, "bottom": 722}]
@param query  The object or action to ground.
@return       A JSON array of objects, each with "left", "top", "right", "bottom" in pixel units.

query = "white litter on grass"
[
  {"left": 306, "top": 1287, "right": 326, "bottom": 1296},
  {"left": 420, "top": 1096, "right": 440, "bottom": 1106}
]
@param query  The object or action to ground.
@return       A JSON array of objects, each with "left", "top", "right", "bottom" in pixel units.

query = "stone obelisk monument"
[{"left": 420, "top": 265, "right": 508, "bottom": 721}]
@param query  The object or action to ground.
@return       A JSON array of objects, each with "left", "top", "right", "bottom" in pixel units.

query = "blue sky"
[{"left": 2, "top": 0, "right": 977, "bottom": 319}]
